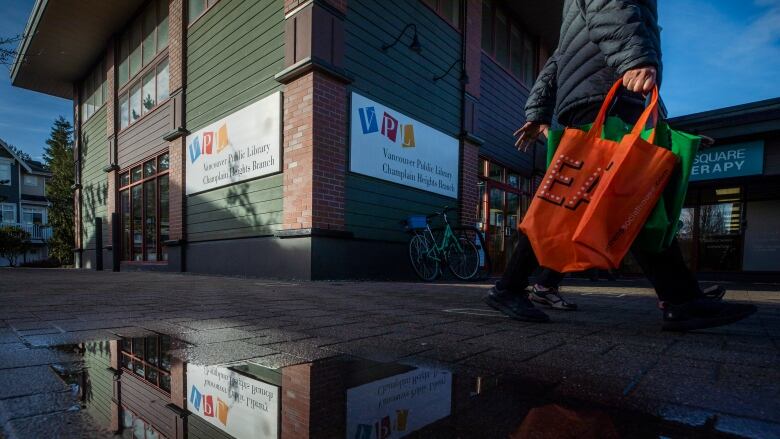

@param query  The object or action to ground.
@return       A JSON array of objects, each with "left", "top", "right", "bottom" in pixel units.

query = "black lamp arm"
[{"left": 381, "top": 24, "right": 417, "bottom": 51}]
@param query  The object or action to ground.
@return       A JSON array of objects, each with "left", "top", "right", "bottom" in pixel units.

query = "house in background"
[{"left": 0, "top": 139, "right": 53, "bottom": 266}]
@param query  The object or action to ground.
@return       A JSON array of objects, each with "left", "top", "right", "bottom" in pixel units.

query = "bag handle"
[{"left": 588, "top": 79, "right": 660, "bottom": 143}]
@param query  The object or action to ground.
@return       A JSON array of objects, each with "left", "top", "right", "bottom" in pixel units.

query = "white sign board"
[
  {"left": 346, "top": 368, "right": 452, "bottom": 439},
  {"left": 350, "top": 92, "right": 460, "bottom": 198},
  {"left": 186, "top": 92, "right": 281, "bottom": 195},
  {"left": 187, "top": 364, "right": 279, "bottom": 439}
]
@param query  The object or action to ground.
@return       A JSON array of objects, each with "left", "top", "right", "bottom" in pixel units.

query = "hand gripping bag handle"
[{"left": 587, "top": 79, "right": 660, "bottom": 143}]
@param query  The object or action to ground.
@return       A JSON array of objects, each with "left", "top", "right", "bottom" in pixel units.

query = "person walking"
[{"left": 484, "top": 0, "right": 756, "bottom": 331}]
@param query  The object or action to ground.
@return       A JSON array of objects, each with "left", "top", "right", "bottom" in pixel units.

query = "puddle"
[{"left": 10, "top": 331, "right": 745, "bottom": 439}]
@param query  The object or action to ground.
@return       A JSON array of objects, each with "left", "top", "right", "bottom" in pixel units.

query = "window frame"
[
  {"left": 118, "top": 151, "right": 170, "bottom": 263},
  {"left": 80, "top": 59, "right": 106, "bottom": 123},
  {"left": 0, "top": 203, "right": 16, "bottom": 223},
  {"left": 22, "top": 206, "right": 46, "bottom": 225},
  {"left": 480, "top": 0, "right": 540, "bottom": 90},
  {"left": 23, "top": 174, "right": 38, "bottom": 187},
  {"left": 0, "top": 161, "right": 11, "bottom": 186},
  {"left": 188, "top": 0, "right": 221, "bottom": 27},
  {"left": 117, "top": 55, "right": 170, "bottom": 132},
  {"left": 420, "top": 0, "right": 463, "bottom": 31},
  {"left": 119, "top": 334, "right": 173, "bottom": 394},
  {"left": 116, "top": 0, "right": 170, "bottom": 90}
]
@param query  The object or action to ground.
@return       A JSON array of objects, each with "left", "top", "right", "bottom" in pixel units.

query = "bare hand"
[
  {"left": 514, "top": 121, "right": 550, "bottom": 152},
  {"left": 623, "top": 66, "right": 657, "bottom": 94}
]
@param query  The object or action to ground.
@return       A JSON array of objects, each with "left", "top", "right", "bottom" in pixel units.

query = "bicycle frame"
[{"left": 418, "top": 212, "right": 463, "bottom": 262}]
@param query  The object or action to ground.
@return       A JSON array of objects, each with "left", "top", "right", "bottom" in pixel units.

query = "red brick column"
[
  {"left": 281, "top": 359, "right": 344, "bottom": 439},
  {"left": 459, "top": 139, "right": 480, "bottom": 227},
  {"left": 282, "top": 71, "right": 347, "bottom": 231},
  {"left": 168, "top": 0, "right": 186, "bottom": 243}
]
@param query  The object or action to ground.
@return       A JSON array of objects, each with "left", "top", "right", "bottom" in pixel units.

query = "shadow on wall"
[{"left": 80, "top": 133, "right": 108, "bottom": 242}]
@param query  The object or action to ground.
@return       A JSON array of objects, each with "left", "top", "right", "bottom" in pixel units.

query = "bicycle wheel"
[
  {"left": 408, "top": 233, "right": 440, "bottom": 281},
  {"left": 446, "top": 236, "right": 480, "bottom": 280}
]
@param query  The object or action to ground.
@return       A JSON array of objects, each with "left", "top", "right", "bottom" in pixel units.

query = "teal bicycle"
[{"left": 402, "top": 206, "right": 481, "bottom": 281}]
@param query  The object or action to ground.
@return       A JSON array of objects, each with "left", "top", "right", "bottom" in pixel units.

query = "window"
[
  {"left": 481, "top": 1, "right": 539, "bottom": 88},
  {"left": 120, "top": 408, "right": 167, "bottom": 439},
  {"left": 0, "top": 203, "right": 16, "bottom": 223},
  {"left": 22, "top": 207, "right": 45, "bottom": 225},
  {"left": 81, "top": 60, "right": 106, "bottom": 121},
  {"left": 0, "top": 162, "right": 11, "bottom": 185},
  {"left": 23, "top": 175, "right": 38, "bottom": 187},
  {"left": 188, "top": 0, "right": 219, "bottom": 23},
  {"left": 117, "top": 0, "right": 169, "bottom": 89},
  {"left": 119, "top": 152, "right": 169, "bottom": 262},
  {"left": 118, "top": 57, "right": 169, "bottom": 130},
  {"left": 120, "top": 334, "right": 173, "bottom": 393},
  {"left": 422, "top": 0, "right": 461, "bottom": 29}
]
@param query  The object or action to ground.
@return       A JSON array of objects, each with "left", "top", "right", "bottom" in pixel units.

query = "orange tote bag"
[{"left": 519, "top": 80, "right": 678, "bottom": 272}]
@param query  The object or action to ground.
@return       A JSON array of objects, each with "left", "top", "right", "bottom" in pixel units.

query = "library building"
[{"left": 12, "top": 0, "right": 564, "bottom": 279}]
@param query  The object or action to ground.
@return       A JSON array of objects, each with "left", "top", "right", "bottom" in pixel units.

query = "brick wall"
[
  {"left": 169, "top": 137, "right": 185, "bottom": 241},
  {"left": 282, "top": 72, "right": 315, "bottom": 230},
  {"left": 169, "top": 0, "right": 184, "bottom": 94},
  {"left": 168, "top": 0, "right": 185, "bottom": 242},
  {"left": 459, "top": 139, "right": 479, "bottom": 227},
  {"left": 311, "top": 73, "right": 347, "bottom": 230},
  {"left": 282, "top": 71, "right": 347, "bottom": 231},
  {"left": 281, "top": 359, "right": 345, "bottom": 439}
]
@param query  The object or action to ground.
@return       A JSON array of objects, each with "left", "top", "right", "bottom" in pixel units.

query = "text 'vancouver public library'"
[{"left": 12, "top": 0, "right": 780, "bottom": 279}]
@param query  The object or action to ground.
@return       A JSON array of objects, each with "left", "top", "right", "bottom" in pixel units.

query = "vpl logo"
[
  {"left": 190, "top": 386, "right": 230, "bottom": 426},
  {"left": 188, "top": 123, "right": 230, "bottom": 164},
  {"left": 358, "top": 106, "right": 416, "bottom": 148}
]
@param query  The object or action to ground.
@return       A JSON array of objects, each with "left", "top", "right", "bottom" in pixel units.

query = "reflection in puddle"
[{"left": 46, "top": 334, "right": 735, "bottom": 439}]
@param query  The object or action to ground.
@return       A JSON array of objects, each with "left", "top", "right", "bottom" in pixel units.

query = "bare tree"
[{"left": 0, "top": 35, "right": 23, "bottom": 66}]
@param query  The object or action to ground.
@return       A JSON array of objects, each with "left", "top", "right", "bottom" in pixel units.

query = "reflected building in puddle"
[
  {"left": 59, "top": 335, "right": 733, "bottom": 439},
  {"left": 73, "top": 335, "right": 456, "bottom": 439}
]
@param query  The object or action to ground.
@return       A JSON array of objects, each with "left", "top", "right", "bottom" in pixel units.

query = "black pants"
[{"left": 498, "top": 101, "right": 701, "bottom": 303}]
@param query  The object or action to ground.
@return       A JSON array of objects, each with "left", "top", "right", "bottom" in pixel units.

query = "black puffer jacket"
[{"left": 525, "top": 0, "right": 661, "bottom": 124}]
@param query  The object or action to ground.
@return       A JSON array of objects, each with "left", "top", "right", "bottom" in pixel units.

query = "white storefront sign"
[
  {"left": 346, "top": 368, "right": 452, "bottom": 439},
  {"left": 186, "top": 92, "right": 281, "bottom": 195},
  {"left": 350, "top": 92, "right": 460, "bottom": 198},
  {"left": 187, "top": 364, "right": 279, "bottom": 439}
]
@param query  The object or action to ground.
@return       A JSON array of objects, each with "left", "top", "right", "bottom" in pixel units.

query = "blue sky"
[{"left": 1, "top": 0, "right": 779, "bottom": 161}]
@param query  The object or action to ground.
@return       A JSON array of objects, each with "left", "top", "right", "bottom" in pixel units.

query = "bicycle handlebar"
[{"left": 426, "top": 206, "right": 453, "bottom": 219}]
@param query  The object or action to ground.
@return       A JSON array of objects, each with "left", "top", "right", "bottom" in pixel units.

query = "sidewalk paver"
[{"left": 1, "top": 268, "right": 779, "bottom": 438}]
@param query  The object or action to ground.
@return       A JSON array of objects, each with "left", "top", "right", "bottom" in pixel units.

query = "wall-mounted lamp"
[
  {"left": 433, "top": 58, "right": 468, "bottom": 84},
  {"left": 381, "top": 24, "right": 422, "bottom": 54}
]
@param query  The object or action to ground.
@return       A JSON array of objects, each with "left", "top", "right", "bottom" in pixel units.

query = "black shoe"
[
  {"left": 530, "top": 285, "right": 578, "bottom": 311},
  {"left": 484, "top": 286, "right": 550, "bottom": 323},
  {"left": 661, "top": 297, "right": 756, "bottom": 332}
]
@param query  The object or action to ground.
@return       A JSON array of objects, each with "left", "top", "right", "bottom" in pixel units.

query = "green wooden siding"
[
  {"left": 185, "top": 0, "right": 285, "bottom": 242},
  {"left": 344, "top": 0, "right": 462, "bottom": 136},
  {"left": 186, "top": 0, "right": 284, "bottom": 131},
  {"left": 344, "top": 1, "right": 462, "bottom": 241},
  {"left": 83, "top": 341, "right": 113, "bottom": 428},
  {"left": 187, "top": 174, "right": 283, "bottom": 242},
  {"left": 81, "top": 106, "right": 108, "bottom": 251},
  {"left": 346, "top": 174, "right": 455, "bottom": 242}
]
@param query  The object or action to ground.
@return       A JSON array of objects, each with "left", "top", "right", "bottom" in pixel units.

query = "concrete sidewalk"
[{"left": 0, "top": 269, "right": 778, "bottom": 438}]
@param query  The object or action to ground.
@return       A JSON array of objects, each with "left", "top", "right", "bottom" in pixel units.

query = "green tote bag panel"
[{"left": 545, "top": 116, "right": 700, "bottom": 254}]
